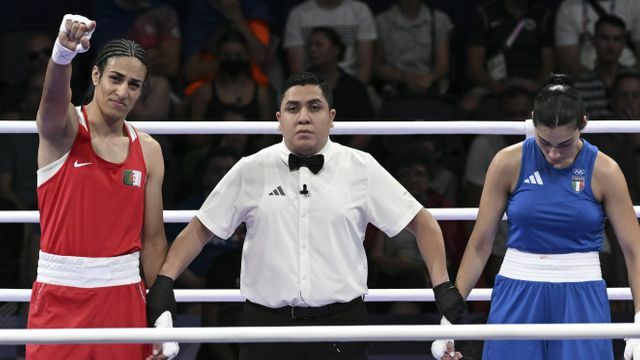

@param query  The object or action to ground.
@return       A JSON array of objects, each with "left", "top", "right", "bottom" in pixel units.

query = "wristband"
[
  {"left": 433, "top": 280, "right": 466, "bottom": 324},
  {"left": 146, "top": 274, "right": 177, "bottom": 327},
  {"left": 51, "top": 39, "right": 77, "bottom": 65}
]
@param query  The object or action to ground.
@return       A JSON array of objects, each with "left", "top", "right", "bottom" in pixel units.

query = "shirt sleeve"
[
  {"left": 629, "top": 3, "right": 640, "bottom": 42},
  {"left": 283, "top": 5, "right": 304, "bottom": 48},
  {"left": 365, "top": 154, "right": 422, "bottom": 237},
  {"left": 196, "top": 158, "right": 247, "bottom": 239},
  {"left": 555, "top": 1, "right": 581, "bottom": 47},
  {"left": 464, "top": 136, "right": 492, "bottom": 186},
  {"left": 434, "top": 10, "right": 454, "bottom": 46},
  {"left": 355, "top": 2, "right": 377, "bottom": 41}
]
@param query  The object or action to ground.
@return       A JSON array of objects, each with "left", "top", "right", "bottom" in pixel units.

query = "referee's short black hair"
[{"left": 278, "top": 72, "right": 333, "bottom": 109}]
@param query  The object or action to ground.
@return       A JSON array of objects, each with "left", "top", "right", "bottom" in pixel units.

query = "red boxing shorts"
[{"left": 26, "top": 251, "right": 152, "bottom": 359}]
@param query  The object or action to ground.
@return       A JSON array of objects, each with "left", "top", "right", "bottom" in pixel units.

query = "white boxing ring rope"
[
  {"left": 7, "top": 119, "right": 640, "bottom": 134},
  {"left": 1, "top": 323, "right": 640, "bottom": 345},
  {"left": 2, "top": 119, "right": 640, "bottom": 345},
  {"left": 5, "top": 207, "right": 640, "bottom": 223},
  {"left": 0, "top": 288, "right": 633, "bottom": 303}
]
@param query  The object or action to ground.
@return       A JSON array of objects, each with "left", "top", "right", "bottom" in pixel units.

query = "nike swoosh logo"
[{"left": 74, "top": 160, "right": 92, "bottom": 168}]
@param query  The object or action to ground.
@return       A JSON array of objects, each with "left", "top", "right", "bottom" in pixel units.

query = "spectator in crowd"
[
  {"left": 284, "top": 0, "right": 377, "bottom": 84},
  {"left": 464, "top": 0, "right": 554, "bottom": 111},
  {"left": 182, "top": 0, "right": 272, "bottom": 91},
  {"left": 374, "top": 0, "right": 454, "bottom": 97},
  {"left": 306, "top": 26, "right": 375, "bottom": 150},
  {"left": 307, "top": 26, "right": 373, "bottom": 120},
  {"left": 190, "top": 26, "right": 275, "bottom": 122},
  {"left": 575, "top": 15, "right": 632, "bottom": 120},
  {"left": 26, "top": 33, "right": 54, "bottom": 76},
  {"left": 555, "top": 0, "right": 640, "bottom": 79},
  {"left": 611, "top": 71, "right": 640, "bottom": 120}
]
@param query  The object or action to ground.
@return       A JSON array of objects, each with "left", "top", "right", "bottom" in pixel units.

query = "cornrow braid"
[{"left": 83, "top": 39, "right": 150, "bottom": 104}]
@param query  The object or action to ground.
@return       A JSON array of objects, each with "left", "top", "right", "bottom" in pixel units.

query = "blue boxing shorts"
[{"left": 483, "top": 274, "right": 612, "bottom": 359}]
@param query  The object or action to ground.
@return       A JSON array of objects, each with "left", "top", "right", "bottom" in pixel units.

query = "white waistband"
[
  {"left": 499, "top": 248, "right": 602, "bottom": 282},
  {"left": 37, "top": 251, "right": 141, "bottom": 288}
]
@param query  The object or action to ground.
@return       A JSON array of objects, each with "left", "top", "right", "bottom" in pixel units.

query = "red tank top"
[{"left": 37, "top": 106, "right": 147, "bottom": 257}]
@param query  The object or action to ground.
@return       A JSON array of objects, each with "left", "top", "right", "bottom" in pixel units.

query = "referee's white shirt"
[{"left": 196, "top": 140, "right": 423, "bottom": 308}]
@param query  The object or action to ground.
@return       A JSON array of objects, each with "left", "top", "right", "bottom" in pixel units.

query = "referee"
[{"left": 147, "top": 72, "right": 465, "bottom": 360}]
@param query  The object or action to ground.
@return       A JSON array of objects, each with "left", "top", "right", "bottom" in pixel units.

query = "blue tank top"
[{"left": 506, "top": 137, "right": 605, "bottom": 253}]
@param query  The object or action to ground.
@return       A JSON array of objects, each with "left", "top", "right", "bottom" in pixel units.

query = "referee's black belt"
[{"left": 247, "top": 296, "right": 363, "bottom": 319}]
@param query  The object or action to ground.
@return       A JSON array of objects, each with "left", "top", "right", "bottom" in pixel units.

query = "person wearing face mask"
[
  {"left": 440, "top": 74, "right": 640, "bottom": 360},
  {"left": 147, "top": 71, "right": 466, "bottom": 360},
  {"left": 190, "top": 26, "right": 275, "bottom": 122}
]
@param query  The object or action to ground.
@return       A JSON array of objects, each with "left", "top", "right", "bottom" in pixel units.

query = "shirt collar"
[
  {"left": 388, "top": 4, "right": 431, "bottom": 28},
  {"left": 278, "top": 139, "right": 334, "bottom": 168}
]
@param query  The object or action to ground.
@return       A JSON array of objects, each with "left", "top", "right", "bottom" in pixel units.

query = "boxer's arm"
[
  {"left": 37, "top": 15, "right": 95, "bottom": 167},
  {"left": 139, "top": 133, "right": 169, "bottom": 287}
]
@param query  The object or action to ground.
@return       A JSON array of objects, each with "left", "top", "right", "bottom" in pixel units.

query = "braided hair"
[{"left": 83, "top": 39, "right": 149, "bottom": 104}]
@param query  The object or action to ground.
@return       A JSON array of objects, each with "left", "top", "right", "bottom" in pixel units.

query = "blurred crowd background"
[{"left": 1, "top": 0, "right": 640, "bottom": 358}]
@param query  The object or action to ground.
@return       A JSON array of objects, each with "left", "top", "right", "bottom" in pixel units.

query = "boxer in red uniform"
[{"left": 27, "top": 14, "right": 175, "bottom": 359}]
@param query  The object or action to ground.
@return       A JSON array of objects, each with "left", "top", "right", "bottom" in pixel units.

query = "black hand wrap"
[
  {"left": 433, "top": 280, "right": 466, "bottom": 324},
  {"left": 146, "top": 275, "right": 177, "bottom": 327}
]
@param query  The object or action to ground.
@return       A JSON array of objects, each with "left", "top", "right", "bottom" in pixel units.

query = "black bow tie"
[{"left": 288, "top": 153, "right": 324, "bottom": 174}]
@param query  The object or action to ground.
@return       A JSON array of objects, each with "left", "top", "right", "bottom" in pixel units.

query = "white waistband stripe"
[
  {"left": 36, "top": 251, "right": 141, "bottom": 288},
  {"left": 499, "top": 248, "right": 602, "bottom": 282}
]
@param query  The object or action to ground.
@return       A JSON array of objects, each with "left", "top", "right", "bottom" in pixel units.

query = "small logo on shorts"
[
  {"left": 123, "top": 170, "right": 142, "bottom": 187},
  {"left": 571, "top": 168, "right": 585, "bottom": 192}
]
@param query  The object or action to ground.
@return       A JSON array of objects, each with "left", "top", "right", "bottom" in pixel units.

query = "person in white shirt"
[
  {"left": 284, "top": 0, "right": 377, "bottom": 84},
  {"left": 146, "top": 72, "right": 465, "bottom": 360}
]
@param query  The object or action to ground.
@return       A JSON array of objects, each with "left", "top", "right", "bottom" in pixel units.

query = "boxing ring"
[{"left": 1, "top": 119, "right": 640, "bottom": 346}]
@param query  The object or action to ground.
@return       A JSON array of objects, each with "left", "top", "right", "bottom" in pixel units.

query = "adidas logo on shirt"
[
  {"left": 269, "top": 186, "right": 286, "bottom": 196},
  {"left": 523, "top": 171, "right": 544, "bottom": 185}
]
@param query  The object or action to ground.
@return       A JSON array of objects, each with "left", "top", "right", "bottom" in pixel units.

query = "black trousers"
[{"left": 238, "top": 298, "right": 369, "bottom": 360}]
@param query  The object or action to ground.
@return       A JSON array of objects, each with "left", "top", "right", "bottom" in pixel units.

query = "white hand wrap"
[
  {"left": 52, "top": 14, "right": 95, "bottom": 65},
  {"left": 624, "top": 312, "right": 640, "bottom": 360},
  {"left": 430, "top": 316, "right": 454, "bottom": 359},
  {"left": 154, "top": 311, "right": 180, "bottom": 360}
]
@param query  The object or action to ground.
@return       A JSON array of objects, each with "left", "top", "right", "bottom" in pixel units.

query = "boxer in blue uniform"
[{"left": 448, "top": 74, "right": 640, "bottom": 360}]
